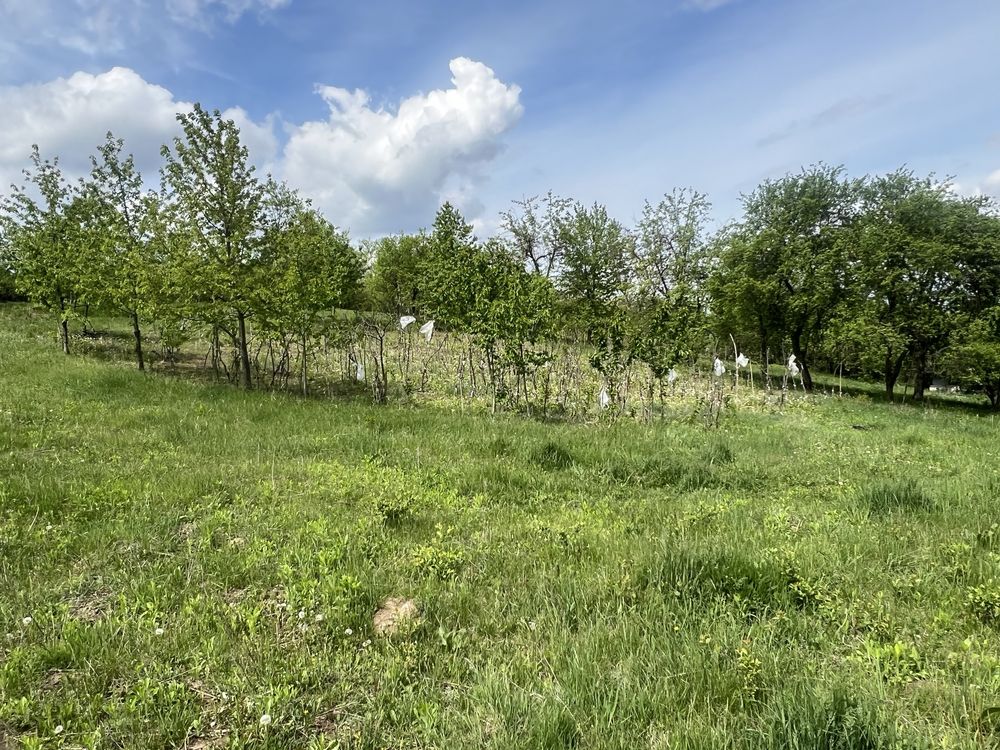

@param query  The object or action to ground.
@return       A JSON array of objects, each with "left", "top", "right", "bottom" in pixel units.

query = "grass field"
[{"left": 2, "top": 304, "right": 1000, "bottom": 749}]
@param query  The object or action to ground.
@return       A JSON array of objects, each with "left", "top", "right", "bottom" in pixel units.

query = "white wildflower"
[
  {"left": 154, "top": 627, "right": 164, "bottom": 636},
  {"left": 344, "top": 627, "right": 354, "bottom": 636},
  {"left": 21, "top": 616, "right": 32, "bottom": 626},
  {"left": 259, "top": 713, "right": 272, "bottom": 727},
  {"left": 298, "top": 609, "right": 306, "bottom": 620},
  {"left": 54, "top": 725, "right": 63, "bottom": 735},
  {"left": 314, "top": 613, "right": 324, "bottom": 623}
]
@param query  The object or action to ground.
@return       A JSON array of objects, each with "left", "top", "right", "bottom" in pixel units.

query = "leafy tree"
[
  {"left": 365, "top": 232, "right": 431, "bottom": 315},
  {"left": 258, "top": 185, "right": 363, "bottom": 394},
  {"left": 2, "top": 147, "right": 90, "bottom": 353},
  {"left": 713, "top": 164, "right": 857, "bottom": 390},
  {"left": 940, "top": 309, "right": 1000, "bottom": 408},
  {"left": 842, "top": 171, "right": 998, "bottom": 399},
  {"left": 558, "top": 202, "right": 635, "bottom": 401},
  {"left": 159, "top": 104, "right": 265, "bottom": 389},
  {"left": 82, "top": 132, "right": 159, "bottom": 370},
  {"left": 500, "top": 191, "right": 574, "bottom": 277},
  {"left": 632, "top": 189, "right": 714, "bottom": 378}
]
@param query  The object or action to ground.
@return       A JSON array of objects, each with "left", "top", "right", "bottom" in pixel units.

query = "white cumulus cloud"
[
  {"left": 0, "top": 67, "right": 277, "bottom": 190},
  {"left": 281, "top": 57, "right": 523, "bottom": 235},
  {"left": 0, "top": 58, "right": 522, "bottom": 236}
]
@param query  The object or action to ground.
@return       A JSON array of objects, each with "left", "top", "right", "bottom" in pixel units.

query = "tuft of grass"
[
  {"left": 530, "top": 440, "right": 575, "bottom": 471},
  {"left": 858, "top": 479, "right": 935, "bottom": 515}
]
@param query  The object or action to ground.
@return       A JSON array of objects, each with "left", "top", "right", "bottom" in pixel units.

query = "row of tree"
[{"left": 2, "top": 106, "right": 999, "bottom": 408}]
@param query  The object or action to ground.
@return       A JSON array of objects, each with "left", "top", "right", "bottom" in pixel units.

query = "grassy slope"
[{"left": 2, "top": 304, "right": 1000, "bottom": 749}]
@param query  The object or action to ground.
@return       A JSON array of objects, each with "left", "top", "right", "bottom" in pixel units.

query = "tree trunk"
[
  {"left": 790, "top": 329, "right": 813, "bottom": 392},
  {"left": 236, "top": 311, "right": 252, "bottom": 390},
  {"left": 884, "top": 351, "right": 906, "bottom": 401},
  {"left": 60, "top": 317, "right": 70, "bottom": 355},
  {"left": 912, "top": 348, "right": 928, "bottom": 402},
  {"left": 131, "top": 311, "right": 145, "bottom": 371},
  {"left": 300, "top": 331, "right": 308, "bottom": 396}
]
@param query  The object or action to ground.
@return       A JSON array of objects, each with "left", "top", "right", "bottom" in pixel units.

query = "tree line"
[{"left": 2, "top": 106, "right": 1000, "bottom": 409}]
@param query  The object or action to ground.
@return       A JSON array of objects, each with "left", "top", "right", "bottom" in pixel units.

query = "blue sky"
[{"left": 1, "top": 0, "right": 999, "bottom": 236}]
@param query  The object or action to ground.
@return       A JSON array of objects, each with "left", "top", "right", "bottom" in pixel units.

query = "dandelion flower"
[
  {"left": 54, "top": 725, "right": 63, "bottom": 735},
  {"left": 362, "top": 639, "right": 372, "bottom": 647},
  {"left": 314, "top": 613, "right": 324, "bottom": 623},
  {"left": 21, "top": 616, "right": 32, "bottom": 626},
  {"left": 259, "top": 713, "right": 272, "bottom": 727},
  {"left": 298, "top": 609, "right": 306, "bottom": 620},
  {"left": 154, "top": 627, "right": 165, "bottom": 636},
  {"left": 344, "top": 627, "right": 354, "bottom": 636}
]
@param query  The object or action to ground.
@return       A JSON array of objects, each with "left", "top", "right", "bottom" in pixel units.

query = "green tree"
[
  {"left": 940, "top": 310, "right": 1000, "bottom": 408},
  {"left": 160, "top": 104, "right": 265, "bottom": 389},
  {"left": 365, "top": 232, "right": 431, "bottom": 316},
  {"left": 2, "top": 147, "right": 90, "bottom": 353},
  {"left": 713, "top": 164, "right": 857, "bottom": 391},
  {"left": 842, "top": 171, "right": 997, "bottom": 399},
  {"left": 83, "top": 132, "right": 159, "bottom": 370},
  {"left": 558, "top": 202, "right": 635, "bottom": 401},
  {"left": 500, "top": 191, "right": 574, "bottom": 277},
  {"left": 632, "top": 189, "right": 714, "bottom": 378},
  {"left": 258, "top": 186, "right": 363, "bottom": 395}
]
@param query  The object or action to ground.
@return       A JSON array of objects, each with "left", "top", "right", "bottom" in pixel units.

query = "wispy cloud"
[{"left": 756, "top": 95, "right": 892, "bottom": 148}]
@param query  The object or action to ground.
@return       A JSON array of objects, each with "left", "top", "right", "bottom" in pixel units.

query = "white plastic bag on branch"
[
  {"left": 787, "top": 354, "right": 800, "bottom": 376},
  {"left": 356, "top": 362, "right": 366, "bottom": 381},
  {"left": 736, "top": 353, "right": 750, "bottom": 368},
  {"left": 667, "top": 368, "right": 678, "bottom": 384},
  {"left": 419, "top": 320, "right": 435, "bottom": 342},
  {"left": 399, "top": 315, "right": 416, "bottom": 330},
  {"left": 599, "top": 386, "right": 611, "bottom": 409},
  {"left": 713, "top": 358, "right": 726, "bottom": 377}
]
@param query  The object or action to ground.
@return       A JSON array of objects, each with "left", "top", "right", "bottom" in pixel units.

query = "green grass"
[{"left": 2, "top": 304, "right": 1000, "bottom": 748}]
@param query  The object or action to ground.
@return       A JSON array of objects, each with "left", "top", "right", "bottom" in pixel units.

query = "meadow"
[{"left": 2, "top": 304, "right": 1000, "bottom": 749}]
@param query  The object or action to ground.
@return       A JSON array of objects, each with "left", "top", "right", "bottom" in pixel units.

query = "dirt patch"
[
  {"left": 70, "top": 590, "right": 112, "bottom": 623},
  {"left": 373, "top": 597, "right": 418, "bottom": 636}
]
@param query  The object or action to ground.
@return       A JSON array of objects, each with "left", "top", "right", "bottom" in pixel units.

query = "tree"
[
  {"left": 83, "top": 132, "right": 159, "bottom": 370},
  {"left": 842, "top": 170, "right": 998, "bottom": 399},
  {"left": 160, "top": 104, "right": 265, "bottom": 389},
  {"left": 940, "top": 309, "right": 1000, "bottom": 408},
  {"left": 713, "top": 165, "right": 857, "bottom": 391},
  {"left": 365, "top": 232, "right": 431, "bottom": 316},
  {"left": 632, "top": 189, "right": 714, "bottom": 378},
  {"left": 500, "top": 191, "right": 574, "bottom": 277},
  {"left": 2, "top": 147, "right": 90, "bottom": 354},
  {"left": 559, "top": 202, "right": 635, "bottom": 401},
  {"left": 258, "top": 186, "right": 363, "bottom": 395}
]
